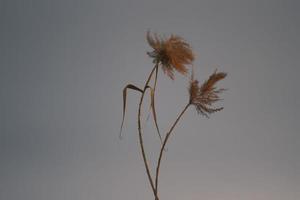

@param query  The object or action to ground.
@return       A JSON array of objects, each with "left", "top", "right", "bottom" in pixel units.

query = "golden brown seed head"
[
  {"left": 147, "top": 31, "right": 195, "bottom": 79},
  {"left": 189, "top": 70, "right": 227, "bottom": 117}
]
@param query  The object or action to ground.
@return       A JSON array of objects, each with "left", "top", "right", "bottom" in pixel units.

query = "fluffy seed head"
[
  {"left": 189, "top": 70, "right": 227, "bottom": 117},
  {"left": 147, "top": 31, "right": 195, "bottom": 79}
]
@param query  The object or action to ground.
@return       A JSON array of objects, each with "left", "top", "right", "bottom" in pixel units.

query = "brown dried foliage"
[{"left": 147, "top": 31, "right": 194, "bottom": 79}]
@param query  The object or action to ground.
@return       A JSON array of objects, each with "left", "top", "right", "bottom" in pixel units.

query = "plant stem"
[
  {"left": 154, "top": 103, "right": 190, "bottom": 198},
  {"left": 138, "top": 64, "right": 159, "bottom": 200}
]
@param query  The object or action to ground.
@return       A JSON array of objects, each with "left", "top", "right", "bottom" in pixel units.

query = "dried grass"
[{"left": 120, "top": 31, "right": 227, "bottom": 200}]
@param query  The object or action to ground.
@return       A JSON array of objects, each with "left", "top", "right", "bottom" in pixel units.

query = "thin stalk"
[
  {"left": 138, "top": 64, "right": 159, "bottom": 200},
  {"left": 154, "top": 103, "right": 191, "bottom": 198},
  {"left": 145, "top": 66, "right": 163, "bottom": 144}
]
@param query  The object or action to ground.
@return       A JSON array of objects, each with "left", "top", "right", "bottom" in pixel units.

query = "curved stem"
[
  {"left": 138, "top": 64, "right": 159, "bottom": 200},
  {"left": 155, "top": 103, "right": 190, "bottom": 198}
]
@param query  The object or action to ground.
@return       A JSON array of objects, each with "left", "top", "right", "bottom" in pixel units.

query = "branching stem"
[
  {"left": 154, "top": 103, "right": 191, "bottom": 198},
  {"left": 138, "top": 63, "right": 159, "bottom": 200}
]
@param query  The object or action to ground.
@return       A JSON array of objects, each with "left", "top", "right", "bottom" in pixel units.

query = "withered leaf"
[
  {"left": 145, "top": 85, "right": 162, "bottom": 144},
  {"left": 120, "top": 84, "right": 143, "bottom": 139}
]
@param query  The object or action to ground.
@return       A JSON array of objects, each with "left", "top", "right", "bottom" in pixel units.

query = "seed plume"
[
  {"left": 189, "top": 70, "right": 227, "bottom": 117},
  {"left": 147, "top": 31, "right": 194, "bottom": 79}
]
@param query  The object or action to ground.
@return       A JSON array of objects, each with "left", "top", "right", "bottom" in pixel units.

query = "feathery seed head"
[
  {"left": 189, "top": 70, "right": 227, "bottom": 117},
  {"left": 147, "top": 31, "right": 195, "bottom": 79}
]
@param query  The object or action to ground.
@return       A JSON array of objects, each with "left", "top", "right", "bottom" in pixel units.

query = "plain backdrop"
[{"left": 1, "top": 0, "right": 299, "bottom": 200}]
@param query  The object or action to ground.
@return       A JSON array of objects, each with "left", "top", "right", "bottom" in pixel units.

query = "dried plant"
[
  {"left": 120, "top": 31, "right": 227, "bottom": 200},
  {"left": 189, "top": 70, "right": 227, "bottom": 117},
  {"left": 147, "top": 31, "right": 194, "bottom": 79}
]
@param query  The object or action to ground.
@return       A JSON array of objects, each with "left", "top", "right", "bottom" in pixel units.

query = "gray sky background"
[{"left": 0, "top": 0, "right": 299, "bottom": 200}]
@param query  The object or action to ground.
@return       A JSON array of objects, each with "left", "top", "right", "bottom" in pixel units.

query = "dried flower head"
[
  {"left": 189, "top": 70, "right": 227, "bottom": 117},
  {"left": 147, "top": 31, "right": 195, "bottom": 79}
]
